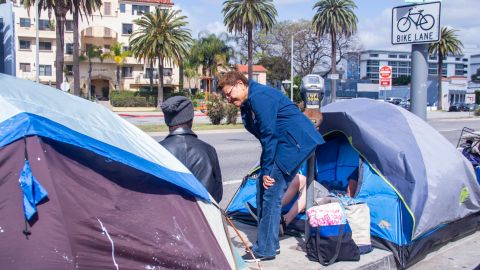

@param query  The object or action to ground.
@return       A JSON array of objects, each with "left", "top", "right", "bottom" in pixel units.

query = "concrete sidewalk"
[
  {"left": 228, "top": 221, "right": 480, "bottom": 270},
  {"left": 228, "top": 221, "right": 396, "bottom": 270}
]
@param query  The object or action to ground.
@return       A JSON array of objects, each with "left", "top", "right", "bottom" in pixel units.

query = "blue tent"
[{"left": 227, "top": 98, "right": 480, "bottom": 268}]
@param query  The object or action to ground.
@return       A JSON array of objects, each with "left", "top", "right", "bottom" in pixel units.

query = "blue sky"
[{"left": 174, "top": 0, "right": 480, "bottom": 53}]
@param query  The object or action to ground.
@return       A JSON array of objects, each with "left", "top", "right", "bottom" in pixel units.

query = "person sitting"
[{"left": 160, "top": 96, "right": 223, "bottom": 203}]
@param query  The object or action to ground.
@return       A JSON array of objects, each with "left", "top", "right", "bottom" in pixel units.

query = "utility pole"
[{"left": 35, "top": 0, "right": 40, "bottom": 83}]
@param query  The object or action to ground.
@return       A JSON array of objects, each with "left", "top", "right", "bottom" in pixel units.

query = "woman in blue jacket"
[{"left": 218, "top": 71, "right": 324, "bottom": 262}]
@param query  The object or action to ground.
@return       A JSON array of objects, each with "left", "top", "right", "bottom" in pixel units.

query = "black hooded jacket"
[{"left": 160, "top": 128, "right": 223, "bottom": 202}]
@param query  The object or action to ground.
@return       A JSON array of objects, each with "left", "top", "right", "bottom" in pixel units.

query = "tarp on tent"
[
  {"left": 0, "top": 74, "right": 239, "bottom": 269},
  {"left": 227, "top": 98, "right": 480, "bottom": 268}
]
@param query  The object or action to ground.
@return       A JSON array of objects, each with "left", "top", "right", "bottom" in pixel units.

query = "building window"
[
  {"left": 119, "top": 3, "right": 126, "bottom": 13},
  {"left": 104, "top": 27, "right": 111, "bottom": 37},
  {"left": 65, "top": 20, "right": 73, "bottom": 31},
  {"left": 145, "top": 68, "right": 158, "bottom": 78},
  {"left": 388, "top": 54, "right": 397, "bottom": 58},
  {"left": 38, "top": 19, "right": 51, "bottom": 30},
  {"left": 19, "top": 63, "right": 31, "bottom": 72},
  {"left": 20, "top": 18, "right": 31, "bottom": 27},
  {"left": 399, "top": 62, "right": 408, "bottom": 67},
  {"left": 366, "top": 60, "right": 379, "bottom": 66},
  {"left": 163, "top": 68, "right": 172, "bottom": 76},
  {"left": 252, "top": 74, "right": 259, "bottom": 82},
  {"left": 19, "top": 40, "right": 31, "bottom": 50},
  {"left": 122, "top": 23, "right": 133, "bottom": 35},
  {"left": 455, "top": 64, "right": 465, "bottom": 69},
  {"left": 39, "top": 41, "right": 52, "bottom": 51},
  {"left": 66, "top": 43, "right": 74, "bottom": 55},
  {"left": 463, "top": 58, "right": 468, "bottom": 62},
  {"left": 66, "top": 65, "right": 73, "bottom": 75},
  {"left": 429, "top": 63, "right": 437, "bottom": 69},
  {"left": 455, "top": 70, "right": 466, "bottom": 76},
  {"left": 132, "top": 5, "right": 149, "bottom": 15},
  {"left": 104, "top": 44, "right": 110, "bottom": 50},
  {"left": 122, "top": 66, "right": 133, "bottom": 77},
  {"left": 399, "top": 55, "right": 408, "bottom": 59},
  {"left": 369, "top": 53, "right": 378, "bottom": 57},
  {"left": 122, "top": 46, "right": 130, "bottom": 52},
  {"left": 39, "top": 65, "right": 52, "bottom": 76},
  {"left": 85, "top": 43, "right": 93, "bottom": 52},
  {"left": 104, "top": 2, "right": 111, "bottom": 16},
  {"left": 455, "top": 57, "right": 461, "bottom": 61},
  {"left": 388, "top": 61, "right": 398, "bottom": 66}
]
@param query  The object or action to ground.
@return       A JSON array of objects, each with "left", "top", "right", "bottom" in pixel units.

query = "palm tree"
[
  {"left": 183, "top": 57, "right": 200, "bottom": 90},
  {"left": 222, "top": 0, "right": 277, "bottom": 79},
  {"left": 24, "top": 0, "right": 72, "bottom": 90},
  {"left": 429, "top": 27, "right": 463, "bottom": 110},
  {"left": 312, "top": 0, "right": 357, "bottom": 102},
  {"left": 83, "top": 45, "right": 104, "bottom": 100},
  {"left": 191, "top": 33, "right": 233, "bottom": 78},
  {"left": 105, "top": 42, "right": 131, "bottom": 90},
  {"left": 71, "top": 0, "right": 102, "bottom": 96},
  {"left": 130, "top": 8, "right": 192, "bottom": 107}
]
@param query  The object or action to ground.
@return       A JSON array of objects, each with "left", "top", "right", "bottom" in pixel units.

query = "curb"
[{"left": 120, "top": 113, "right": 207, "bottom": 118}]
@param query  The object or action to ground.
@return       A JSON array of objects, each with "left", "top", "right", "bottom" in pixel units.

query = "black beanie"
[{"left": 161, "top": 96, "right": 194, "bottom": 126}]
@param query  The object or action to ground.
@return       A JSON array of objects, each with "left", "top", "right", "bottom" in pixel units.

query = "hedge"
[{"left": 110, "top": 90, "right": 156, "bottom": 107}]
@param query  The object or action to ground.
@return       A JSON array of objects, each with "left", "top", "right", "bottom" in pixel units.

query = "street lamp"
[
  {"left": 34, "top": 0, "right": 40, "bottom": 83},
  {"left": 290, "top": 29, "right": 309, "bottom": 102}
]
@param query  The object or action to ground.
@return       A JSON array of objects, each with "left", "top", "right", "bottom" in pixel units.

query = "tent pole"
[{"left": 304, "top": 153, "right": 315, "bottom": 241}]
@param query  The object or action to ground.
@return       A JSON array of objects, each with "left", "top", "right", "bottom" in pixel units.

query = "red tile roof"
[
  {"left": 127, "top": 0, "right": 174, "bottom": 5},
  {"left": 236, "top": 64, "right": 267, "bottom": 73}
]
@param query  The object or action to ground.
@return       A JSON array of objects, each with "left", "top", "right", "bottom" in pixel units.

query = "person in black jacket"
[{"left": 159, "top": 96, "right": 223, "bottom": 202}]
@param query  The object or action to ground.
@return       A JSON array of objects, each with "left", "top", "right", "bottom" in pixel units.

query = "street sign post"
[
  {"left": 392, "top": 2, "right": 441, "bottom": 45},
  {"left": 379, "top": 65, "right": 392, "bottom": 91},
  {"left": 392, "top": 2, "right": 440, "bottom": 120}
]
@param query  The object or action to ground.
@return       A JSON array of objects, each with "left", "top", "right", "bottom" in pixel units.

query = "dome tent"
[
  {"left": 227, "top": 98, "right": 480, "bottom": 268},
  {"left": 0, "top": 74, "right": 240, "bottom": 269}
]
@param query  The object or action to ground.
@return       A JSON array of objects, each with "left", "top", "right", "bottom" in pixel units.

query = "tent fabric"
[
  {"left": 319, "top": 98, "right": 480, "bottom": 239},
  {"left": 0, "top": 73, "right": 208, "bottom": 201},
  {"left": 0, "top": 137, "right": 231, "bottom": 269},
  {"left": 0, "top": 75, "right": 238, "bottom": 269}
]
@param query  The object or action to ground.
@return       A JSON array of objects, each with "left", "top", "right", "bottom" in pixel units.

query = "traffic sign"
[
  {"left": 60, "top": 81, "right": 70, "bottom": 92},
  {"left": 392, "top": 2, "right": 441, "bottom": 45},
  {"left": 379, "top": 65, "right": 392, "bottom": 90}
]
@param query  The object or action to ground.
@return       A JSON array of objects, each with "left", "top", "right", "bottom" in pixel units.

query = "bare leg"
[
  {"left": 283, "top": 174, "right": 306, "bottom": 225},
  {"left": 281, "top": 174, "right": 301, "bottom": 207}
]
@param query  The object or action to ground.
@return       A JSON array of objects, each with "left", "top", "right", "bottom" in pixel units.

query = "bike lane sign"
[{"left": 392, "top": 1, "right": 441, "bottom": 45}]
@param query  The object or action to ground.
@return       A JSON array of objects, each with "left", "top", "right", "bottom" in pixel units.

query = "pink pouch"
[{"left": 306, "top": 202, "right": 345, "bottom": 227}]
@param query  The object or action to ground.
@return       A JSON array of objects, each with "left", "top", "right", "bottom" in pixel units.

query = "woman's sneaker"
[
  {"left": 241, "top": 252, "right": 275, "bottom": 263},
  {"left": 245, "top": 246, "right": 280, "bottom": 255}
]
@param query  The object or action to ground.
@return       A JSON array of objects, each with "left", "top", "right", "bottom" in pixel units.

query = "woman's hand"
[{"left": 262, "top": 175, "right": 276, "bottom": 189}]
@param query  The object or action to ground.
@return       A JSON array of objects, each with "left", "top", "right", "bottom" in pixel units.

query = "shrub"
[
  {"left": 225, "top": 103, "right": 239, "bottom": 124},
  {"left": 110, "top": 90, "right": 156, "bottom": 107},
  {"left": 474, "top": 108, "right": 480, "bottom": 116},
  {"left": 206, "top": 93, "right": 225, "bottom": 125}
]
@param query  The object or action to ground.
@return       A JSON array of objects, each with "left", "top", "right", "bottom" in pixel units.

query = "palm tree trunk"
[
  {"left": 247, "top": 25, "right": 253, "bottom": 80},
  {"left": 88, "top": 59, "right": 92, "bottom": 100},
  {"left": 157, "top": 56, "right": 164, "bottom": 108},
  {"left": 54, "top": 5, "right": 67, "bottom": 90},
  {"left": 179, "top": 59, "right": 184, "bottom": 90},
  {"left": 330, "top": 30, "right": 337, "bottom": 103},
  {"left": 437, "top": 54, "right": 443, "bottom": 110},
  {"left": 116, "top": 65, "right": 121, "bottom": 90},
  {"left": 73, "top": 4, "right": 80, "bottom": 96},
  {"left": 149, "top": 60, "right": 153, "bottom": 93}
]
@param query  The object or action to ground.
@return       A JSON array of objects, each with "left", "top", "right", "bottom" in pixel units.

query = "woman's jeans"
[{"left": 252, "top": 164, "right": 294, "bottom": 257}]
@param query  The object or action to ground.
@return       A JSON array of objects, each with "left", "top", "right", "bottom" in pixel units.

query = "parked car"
[
  {"left": 386, "top": 97, "right": 404, "bottom": 105},
  {"left": 449, "top": 103, "right": 465, "bottom": 112},
  {"left": 461, "top": 103, "right": 479, "bottom": 112},
  {"left": 399, "top": 100, "right": 410, "bottom": 110}
]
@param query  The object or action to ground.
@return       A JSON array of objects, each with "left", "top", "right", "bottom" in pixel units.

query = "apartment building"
[
  {"left": 11, "top": 0, "right": 179, "bottom": 99},
  {"left": 347, "top": 50, "right": 470, "bottom": 83}
]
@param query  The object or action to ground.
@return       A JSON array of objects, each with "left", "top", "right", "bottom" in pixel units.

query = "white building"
[
  {"left": 349, "top": 50, "right": 470, "bottom": 83},
  {"left": 471, "top": 54, "right": 480, "bottom": 78},
  {"left": 11, "top": 0, "right": 180, "bottom": 99}
]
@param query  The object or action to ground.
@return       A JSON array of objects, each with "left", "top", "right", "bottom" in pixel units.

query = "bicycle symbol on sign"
[{"left": 397, "top": 8, "right": 435, "bottom": 33}]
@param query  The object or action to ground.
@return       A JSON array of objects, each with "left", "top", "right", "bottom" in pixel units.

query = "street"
[{"left": 152, "top": 116, "right": 480, "bottom": 209}]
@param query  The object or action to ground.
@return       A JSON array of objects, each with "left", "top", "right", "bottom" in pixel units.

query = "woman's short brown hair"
[{"left": 217, "top": 71, "right": 248, "bottom": 90}]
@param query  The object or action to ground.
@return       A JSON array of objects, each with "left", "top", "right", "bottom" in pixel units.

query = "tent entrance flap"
[{"left": 317, "top": 134, "right": 360, "bottom": 192}]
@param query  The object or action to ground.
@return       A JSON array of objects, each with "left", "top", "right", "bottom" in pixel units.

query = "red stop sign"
[{"left": 379, "top": 66, "right": 392, "bottom": 78}]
